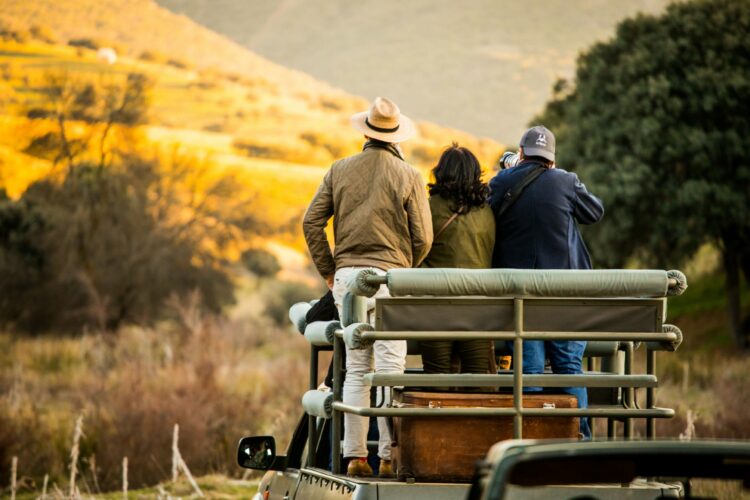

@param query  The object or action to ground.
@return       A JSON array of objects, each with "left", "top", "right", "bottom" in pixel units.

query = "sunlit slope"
[
  {"left": 0, "top": 0, "right": 340, "bottom": 98},
  {"left": 155, "top": 0, "right": 670, "bottom": 143},
  {"left": 0, "top": 38, "right": 501, "bottom": 261}
]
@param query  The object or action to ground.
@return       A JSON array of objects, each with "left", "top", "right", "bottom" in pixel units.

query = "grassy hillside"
[
  {"left": 0, "top": 35, "right": 501, "bottom": 255},
  {"left": 153, "top": 0, "right": 671, "bottom": 143},
  {"left": 0, "top": 0, "right": 336, "bottom": 97}
]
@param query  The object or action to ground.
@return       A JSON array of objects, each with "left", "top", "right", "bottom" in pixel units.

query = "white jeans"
[{"left": 332, "top": 267, "right": 406, "bottom": 460}]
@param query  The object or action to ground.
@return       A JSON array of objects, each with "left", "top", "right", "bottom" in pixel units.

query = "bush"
[
  {"left": 0, "top": 155, "right": 259, "bottom": 333},
  {"left": 0, "top": 26, "right": 30, "bottom": 43},
  {"left": 29, "top": 25, "right": 56, "bottom": 44},
  {"left": 166, "top": 58, "right": 191, "bottom": 70},
  {"left": 0, "top": 312, "right": 310, "bottom": 491},
  {"left": 262, "top": 280, "right": 321, "bottom": 326},
  {"left": 138, "top": 50, "right": 167, "bottom": 63},
  {"left": 241, "top": 248, "right": 281, "bottom": 278},
  {"left": 67, "top": 38, "right": 121, "bottom": 53},
  {"left": 68, "top": 38, "right": 101, "bottom": 50},
  {"left": 25, "top": 107, "right": 52, "bottom": 120},
  {"left": 23, "top": 131, "right": 86, "bottom": 162}
]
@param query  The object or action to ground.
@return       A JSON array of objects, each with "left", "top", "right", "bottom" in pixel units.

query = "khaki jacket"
[{"left": 303, "top": 147, "right": 433, "bottom": 278}]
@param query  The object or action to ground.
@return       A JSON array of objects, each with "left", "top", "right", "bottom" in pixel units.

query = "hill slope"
[
  {"left": 0, "top": 0, "right": 340, "bottom": 98},
  {"left": 154, "top": 0, "right": 670, "bottom": 143}
]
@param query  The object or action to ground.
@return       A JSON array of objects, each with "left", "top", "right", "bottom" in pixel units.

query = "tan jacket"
[{"left": 303, "top": 147, "right": 433, "bottom": 278}]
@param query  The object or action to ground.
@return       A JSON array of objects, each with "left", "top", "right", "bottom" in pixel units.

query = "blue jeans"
[{"left": 511, "top": 340, "right": 591, "bottom": 439}]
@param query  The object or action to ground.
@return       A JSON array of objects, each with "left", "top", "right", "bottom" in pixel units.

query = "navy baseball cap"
[{"left": 520, "top": 125, "right": 555, "bottom": 162}]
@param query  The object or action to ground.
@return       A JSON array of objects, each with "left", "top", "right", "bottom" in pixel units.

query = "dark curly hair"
[{"left": 428, "top": 143, "right": 489, "bottom": 210}]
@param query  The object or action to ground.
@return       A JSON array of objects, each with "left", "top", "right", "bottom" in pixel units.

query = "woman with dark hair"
[{"left": 420, "top": 144, "right": 496, "bottom": 375}]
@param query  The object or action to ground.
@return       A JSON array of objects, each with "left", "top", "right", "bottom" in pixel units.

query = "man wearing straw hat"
[{"left": 303, "top": 97, "right": 433, "bottom": 477}]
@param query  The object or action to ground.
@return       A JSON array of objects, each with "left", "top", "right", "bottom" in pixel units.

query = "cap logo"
[{"left": 535, "top": 133, "right": 548, "bottom": 147}]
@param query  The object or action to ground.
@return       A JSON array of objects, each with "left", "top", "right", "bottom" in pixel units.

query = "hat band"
[{"left": 366, "top": 117, "right": 400, "bottom": 133}]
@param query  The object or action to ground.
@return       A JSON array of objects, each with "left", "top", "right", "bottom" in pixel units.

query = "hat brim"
[
  {"left": 350, "top": 111, "right": 417, "bottom": 143},
  {"left": 522, "top": 146, "right": 555, "bottom": 162}
]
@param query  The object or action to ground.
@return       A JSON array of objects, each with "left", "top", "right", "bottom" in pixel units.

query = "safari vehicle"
[
  {"left": 238, "top": 267, "right": 704, "bottom": 499},
  {"left": 467, "top": 439, "right": 750, "bottom": 499}
]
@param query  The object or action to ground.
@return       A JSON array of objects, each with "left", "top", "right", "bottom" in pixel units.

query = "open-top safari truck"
[{"left": 235, "top": 267, "right": 749, "bottom": 499}]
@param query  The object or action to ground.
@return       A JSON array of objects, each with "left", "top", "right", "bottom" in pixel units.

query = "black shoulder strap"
[{"left": 495, "top": 165, "right": 546, "bottom": 219}]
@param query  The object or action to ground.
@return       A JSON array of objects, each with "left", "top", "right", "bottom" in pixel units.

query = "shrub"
[
  {"left": 0, "top": 311, "right": 310, "bottom": 491},
  {"left": 241, "top": 248, "right": 281, "bottom": 278},
  {"left": 25, "top": 108, "right": 52, "bottom": 120},
  {"left": 29, "top": 25, "right": 56, "bottom": 44},
  {"left": 0, "top": 26, "right": 30, "bottom": 43},
  {"left": 68, "top": 38, "right": 101, "bottom": 50},
  {"left": 166, "top": 58, "right": 191, "bottom": 70},
  {"left": 262, "top": 280, "right": 321, "bottom": 326},
  {"left": 0, "top": 154, "right": 260, "bottom": 333},
  {"left": 138, "top": 50, "right": 167, "bottom": 63}
]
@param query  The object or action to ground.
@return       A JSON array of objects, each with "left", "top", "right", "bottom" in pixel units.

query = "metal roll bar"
[{"left": 302, "top": 268, "right": 688, "bottom": 473}]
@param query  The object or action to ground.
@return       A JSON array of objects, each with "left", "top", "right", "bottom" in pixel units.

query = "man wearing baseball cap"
[
  {"left": 303, "top": 97, "right": 433, "bottom": 476},
  {"left": 488, "top": 125, "right": 604, "bottom": 439}
]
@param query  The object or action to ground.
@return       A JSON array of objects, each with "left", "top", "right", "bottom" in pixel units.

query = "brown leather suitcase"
[{"left": 390, "top": 390, "right": 579, "bottom": 482}]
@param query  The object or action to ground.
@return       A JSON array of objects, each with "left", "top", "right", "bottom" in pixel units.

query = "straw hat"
[{"left": 350, "top": 97, "right": 416, "bottom": 143}]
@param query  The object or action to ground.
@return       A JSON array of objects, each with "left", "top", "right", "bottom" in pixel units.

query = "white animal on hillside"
[{"left": 97, "top": 47, "right": 117, "bottom": 65}]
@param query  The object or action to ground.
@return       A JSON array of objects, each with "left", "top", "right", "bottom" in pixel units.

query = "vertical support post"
[
  {"left": 513, "top": 298, "right": 524, "bottom": 439},
  {"left": 307, "top": 346, "right": 319, "bottom": 467},
  {"left": 623, "top": 342, "right": 634, "bottom": 439},
  {"left": 586, "top": 356, "right": 596, "bottom": 439},
  {"left": 602, "top": 348, "right": 624, "bottom": 440},
  {"left": 646, "top": 349, "right": 656, "bottom": 439},
  {"left": 331, "top": 335, "right": 344, "bottom": 474}
]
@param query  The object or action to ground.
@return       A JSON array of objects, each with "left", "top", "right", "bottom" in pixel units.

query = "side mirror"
[{"left": 237, "top": 436, "right": 286, "bottom": 470}]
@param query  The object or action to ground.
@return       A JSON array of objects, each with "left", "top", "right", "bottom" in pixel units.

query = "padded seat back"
[{"left": 380, "top": 297, "right": 665, "bottom": 359}]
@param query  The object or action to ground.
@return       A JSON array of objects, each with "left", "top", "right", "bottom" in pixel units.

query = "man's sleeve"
[
  {"left": 488, "top": 172, "right": 504, "bottom": 213},
  {"left": 303, "top": 169, "right": 336, "bottom": 277},
  {"left": 406, "top": 174, "right": 433, "bottom": 266},
  {"left": 571, "top": 173, "right": 604, "bottom": 225}
]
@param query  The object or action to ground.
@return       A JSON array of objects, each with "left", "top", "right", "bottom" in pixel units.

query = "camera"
[{"left": 499, "top": 151, "right": 520, "bottom": 170}]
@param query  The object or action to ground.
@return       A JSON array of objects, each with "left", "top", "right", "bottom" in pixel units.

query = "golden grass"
[{"left": 0, "top": 284, "right": 317, "bottom": 494}]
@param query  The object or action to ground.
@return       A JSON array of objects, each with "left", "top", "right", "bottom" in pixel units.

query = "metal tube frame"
[
  {"left": 361, "top": 274, "right": 680, "bottom": 290},
  {"left": 513, "top": 298, "right": 523, "bottom": 438},
  {"left": 332, "top": 402, "right": 674, "bottom": 419},
  {"left": 623, "top": 341, "right": 635, "bottom": 439},
  {"left": 357, "top": 331, "right": 678, "bottom": 342},
  {"left": 307, "top": 346, "right": 319, "bottom": 467},
  {"left": 647, "top": 348, "right": 657, "bottom": 439},
  {"left": 321, "top": 293, "right": 672, "bottom": 469},
  {"left": 331, "top": 335, "right": 344, "bottom": 474},
  {"left": 363, "top": 373, "right": 658, "bottom": 388}
]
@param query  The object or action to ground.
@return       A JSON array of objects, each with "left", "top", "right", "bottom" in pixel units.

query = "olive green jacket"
[
  {"left": 303, "top": 147, "right": 433, "bottom": 278},
  {"left": 421, "top": 196, "right": 495, "bottom": 269}
]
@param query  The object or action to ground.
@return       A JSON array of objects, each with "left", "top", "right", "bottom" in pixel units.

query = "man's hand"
[{"left": 325, "top": 274, "right": 334, "bottom": 290}]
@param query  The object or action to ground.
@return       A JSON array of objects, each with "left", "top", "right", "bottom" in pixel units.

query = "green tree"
[
  {"left": 2, "top": 70, "right": 262, "bottom": 333},
  {"left": 535, "top": 0, "right": 750, "bottom": 347},
  {"left": 0, "top": 155, "right": 259, "bottom": 333},
  {"left": 241, "top": 247, "right": 281, "bottom": 278}
]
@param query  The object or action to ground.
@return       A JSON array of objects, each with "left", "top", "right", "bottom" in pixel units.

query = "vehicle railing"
[{"left": 290, "top": 268, "right": 687, "bottom": 474}]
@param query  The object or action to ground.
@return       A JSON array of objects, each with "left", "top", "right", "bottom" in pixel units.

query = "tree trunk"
[{"left": 722, "top": 242, "right": 747, "bottom": 349}]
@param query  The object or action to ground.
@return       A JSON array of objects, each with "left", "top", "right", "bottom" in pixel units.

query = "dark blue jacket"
[{"left": 488, "top": 161, "right": 604, "bottom": 269}]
